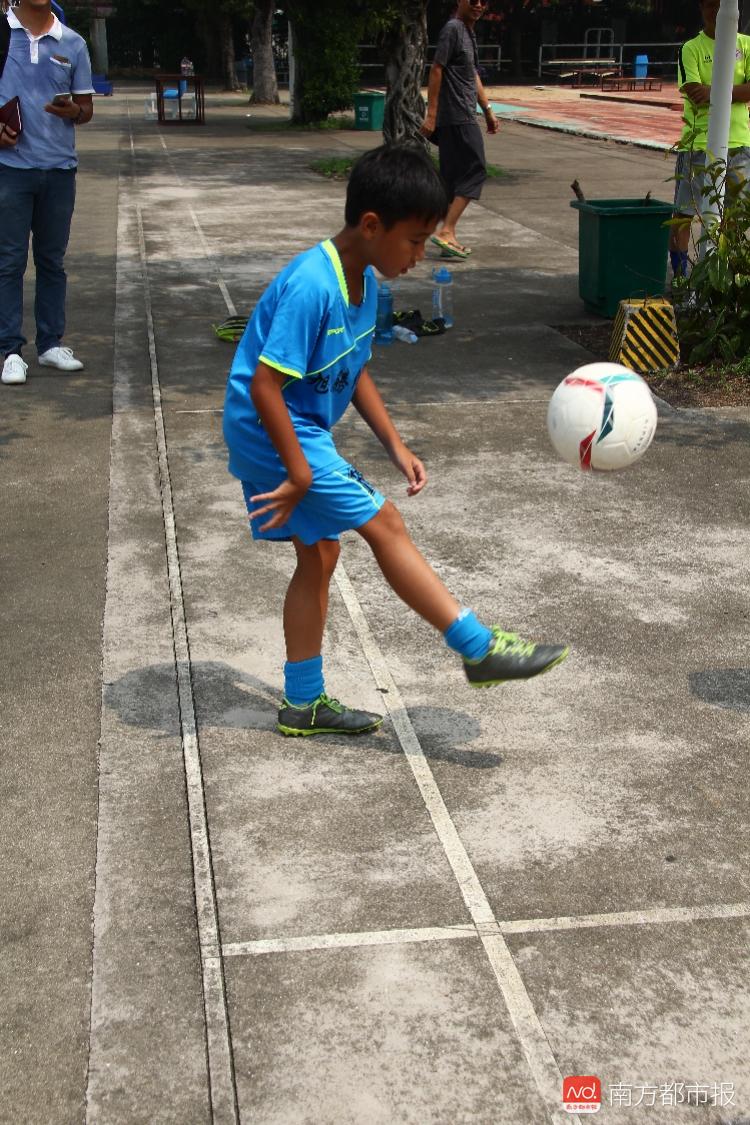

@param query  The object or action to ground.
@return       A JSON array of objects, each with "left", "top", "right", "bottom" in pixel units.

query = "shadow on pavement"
[
  {"left": 689, "top": 668, "right": 750, "bottom": 713},
  {"left": 104, "top": 659, "right": 502, "bottom": 767}
]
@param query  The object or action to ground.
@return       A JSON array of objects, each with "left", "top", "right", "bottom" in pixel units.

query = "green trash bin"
[
  {"left": 353, "top": 90, "right": 385, "bottom": 131},
  {"left": 570, "top": 197, "right": 674, "bottom": 317}
]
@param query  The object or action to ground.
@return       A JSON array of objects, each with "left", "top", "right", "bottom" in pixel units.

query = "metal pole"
[{"left": 701, "top": 0, "right": 740, "bottom": 236}]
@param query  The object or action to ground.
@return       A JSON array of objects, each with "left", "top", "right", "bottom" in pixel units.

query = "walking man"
[
  {"left": 421, "top": 0, "right": 499, "bottom": 260},
  {"left": 0, "top": 0, "right": 93, "bottom": 386}
]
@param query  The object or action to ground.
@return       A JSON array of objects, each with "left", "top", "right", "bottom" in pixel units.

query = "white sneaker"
[
  {"left": 1, "top": 354, "right": 28, "bottom": 385},
  {"left": 38, "top": 346, "right": 84, "bottom": 372}
]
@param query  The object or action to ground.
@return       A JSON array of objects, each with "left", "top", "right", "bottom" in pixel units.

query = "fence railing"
[
  {"left": 538, "top": 41, "right": 682, "bottom": 79},
  {"left": 357, "top": 43, "right": 503, "bottom": 87}
]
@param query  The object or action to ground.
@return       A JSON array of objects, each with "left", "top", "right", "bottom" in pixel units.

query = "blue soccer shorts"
[{"left": 241, "top": 461, "right": 385, "bottom": 545}]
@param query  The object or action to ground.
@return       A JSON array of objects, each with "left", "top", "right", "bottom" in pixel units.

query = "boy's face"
[{"left": 362, "top": 214, "right": 439, "bottom": 279}]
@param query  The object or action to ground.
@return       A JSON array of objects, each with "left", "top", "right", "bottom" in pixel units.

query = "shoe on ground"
[
  {"left": 277, "top": 693, "right": 383, "bottom": 737},
  {"left": 464, "top": 627, "right": 569, "bottom": 687},
  {"left": 1, "top": 354, "right": 28, "bottom": 384},
  {"left": 38, "top": 346, "right": 84, "bottom": 372}
]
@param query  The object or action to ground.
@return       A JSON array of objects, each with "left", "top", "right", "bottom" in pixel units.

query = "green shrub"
[
  {"left": 288, "top": 2, "right": 364, "bottom": 124},
  {"left": 673, "top": 158, "right": 750, "bottom": 366}
]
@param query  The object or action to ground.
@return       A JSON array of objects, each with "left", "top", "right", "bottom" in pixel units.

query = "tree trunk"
[
  {"left": 251, "top": 0, "right": 279, "bottom": 104},
  {"left": 219, "top": 9, "right": 240, "bottom": 92},
  {"left": 511, "top": 0, "right": 524, "bottom": 80},
  {"left": 288, "top": 19, "right": 304, "bottom": 122},
  {"left": 383, "top": 1, "right": 429, "bottom": 147}
]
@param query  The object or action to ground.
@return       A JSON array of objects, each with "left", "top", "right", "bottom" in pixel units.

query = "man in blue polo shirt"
[{"left": 0, "top": 0, "right": 93, "bottom": 386}]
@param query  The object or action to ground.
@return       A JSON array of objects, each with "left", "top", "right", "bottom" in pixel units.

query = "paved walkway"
[
  {"left": 485, "top": 84, "right": 684, "bottom": 150},
  {"left": 2, "top": 91, "right": 750, "bottom": 1125}
]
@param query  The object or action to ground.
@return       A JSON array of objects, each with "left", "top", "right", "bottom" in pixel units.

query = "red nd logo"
[{"left": 563, "top": 1076, "right": 602, "bottom": 1114}]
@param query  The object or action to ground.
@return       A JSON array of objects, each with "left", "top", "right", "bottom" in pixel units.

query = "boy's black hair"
[{"left": 345, "top": 143, "right": 449, "bottom": 229}]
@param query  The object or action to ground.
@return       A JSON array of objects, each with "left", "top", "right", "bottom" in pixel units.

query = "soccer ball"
[{"left": 547, "top": 362, "right": 658, "bottom": 471}]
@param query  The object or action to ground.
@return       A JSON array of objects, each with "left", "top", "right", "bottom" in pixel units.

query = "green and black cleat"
[
  {"left": 464, "top": 627, "right": 569, "bottom": 688},
  {"left": 213, "top": 316, "right": 249, "bottom": 342},
  {"left": 277, "top": 693, "right": 383, "bottom": 737}
]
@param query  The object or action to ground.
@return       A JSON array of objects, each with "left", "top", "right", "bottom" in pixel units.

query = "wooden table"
[{"left": 154, "top": 74, "right": 205, "bottom": 125}]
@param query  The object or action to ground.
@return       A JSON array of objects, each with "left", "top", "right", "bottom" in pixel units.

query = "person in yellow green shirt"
[{"left": 670, "top": 0, "right": 750, "bottom": 276}]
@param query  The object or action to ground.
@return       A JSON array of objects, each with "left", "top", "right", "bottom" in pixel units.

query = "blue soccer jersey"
[{"left": 224, "top": 240, "right": 377, "bottom": 482}]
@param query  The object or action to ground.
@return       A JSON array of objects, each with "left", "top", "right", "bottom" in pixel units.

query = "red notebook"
[{"left": 0, "top": 96, "right": 22, "bottom": 136}]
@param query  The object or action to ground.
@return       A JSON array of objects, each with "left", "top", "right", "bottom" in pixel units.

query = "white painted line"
[
  {"left": 223, "top": 924, "right": 476, "bottom": 958},
  {"left": 188, "top": 201, "right": 239, "bottom": 318},
  {"left": 128, "top": 105, "right": 238, "bottom": 1125},
  {"left": 171, "top": 400, "right": 551, "bottom": 415},
  {"left": 386, "top": 398, "right": 551, "bottom": 407},
  {"left": 499, "top": 900, "right": 750, "bottom": 935},
  {"left": 222, "top": 902, "right": 750, "bottom": 963},
  {"left": 333, "top": 564, "right": 576, "bottom": 1125},
  {"left": 154, "top": 126, "right": 238, "bottom": 317}
]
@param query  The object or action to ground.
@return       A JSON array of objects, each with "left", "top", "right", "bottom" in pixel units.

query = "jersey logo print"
[
  {"left": 308, "top": 368, "right": 350, "bottom": 394},
  {"left": 347, "top": 466, "right": 376, "bottom": 496},
  {"left": 327, "top": 326, "right": 345, "bottom": 336},
  {"left": 309, "top": 372, "right": 330, "bottom": 394}
]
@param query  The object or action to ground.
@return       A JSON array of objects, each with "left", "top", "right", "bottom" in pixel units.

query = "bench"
[
  {"left": 559, "top": 67, "right": 620, "bottom": 88},
  {"left": 601, "top": 75, "right": 663, "bottom": 92}
]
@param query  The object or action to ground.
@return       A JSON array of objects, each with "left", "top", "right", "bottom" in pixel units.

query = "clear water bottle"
[
  {"left": 432, "top": 266, "right": 453, "bottom": 328},
  {"left": 393, "top": 325, "right": 418, "bottom": 344},
  {"left": 375, "top": 282, "right": 394, "bottom": 345}
]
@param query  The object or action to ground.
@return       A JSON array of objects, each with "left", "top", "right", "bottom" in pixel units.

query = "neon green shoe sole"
[
  {"left": 465, "top": 628, "right": 569, "bottom": 688},
  {"left": 277, "top": 693, "right": 383, "bottom": 737}
]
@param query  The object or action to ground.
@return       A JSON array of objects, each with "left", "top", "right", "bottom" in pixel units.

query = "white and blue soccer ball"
[{"left": 547, "top": 362, "right": 658, "bottom": 471}]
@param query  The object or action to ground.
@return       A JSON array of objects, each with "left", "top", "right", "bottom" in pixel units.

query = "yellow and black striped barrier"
[{"left": 609, "top": 297, "right": 680, "bottom": 373}]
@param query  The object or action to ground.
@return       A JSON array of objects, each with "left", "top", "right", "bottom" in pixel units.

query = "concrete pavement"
[
  {"left": 484, "top": 83, "right": 684, "bottom": 150},
  {"left": 1, "top": 89, "right": 749, "bottom": 1125}
]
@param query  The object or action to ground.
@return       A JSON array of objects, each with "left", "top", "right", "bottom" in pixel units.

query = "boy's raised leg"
[
  {"left": 357, "top": 502, "right": 568, "bottom": 684},
  {"left": 357, "top": 503, "right": 461, "bottom": 630}
]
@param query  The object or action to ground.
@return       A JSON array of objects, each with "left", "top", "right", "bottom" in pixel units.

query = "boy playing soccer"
[{"left": 223, "top": 144, "right": 568, "bottom": 737}]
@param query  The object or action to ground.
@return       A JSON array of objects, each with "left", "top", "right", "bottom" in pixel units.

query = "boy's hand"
[
  {"left": 390, "top": 442, "right": 427, "bottom": 496},
  {"left": 249, "top": 476, "right": 311, "bottom": 531}
]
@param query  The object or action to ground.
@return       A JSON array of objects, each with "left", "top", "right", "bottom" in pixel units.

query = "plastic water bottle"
[
  {"left": 375, "top": 282, "right": 394, "bottom": 345},
  {"left": 393, "top": 325, "right": 418, "bottom": 344},
  {"left": 432, "top": 266, "right": 453, "bottom": 328}
]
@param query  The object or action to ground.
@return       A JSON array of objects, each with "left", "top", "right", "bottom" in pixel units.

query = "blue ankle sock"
[
  {"left": 670, "top": 250, "right": 689, "bottom": 278},
  {"left": 443, "top": 609, "right": 494, "bottom": 662},
  {"left": 284, "top": 655, "right": 324, "bottom": 707}
]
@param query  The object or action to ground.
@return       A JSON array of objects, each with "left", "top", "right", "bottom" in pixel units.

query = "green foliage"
[
  {"left": 310, "top": 155, "right": 356, "bottom": 179},
  {"left": 310, "top": 151, "right": 508, "bottom": 182},
  {"left": 287, "top": 0, "right": 365, "bottom": 123},
  {"left": 673, "top": 158, "right": 750, "bottom": 368}
]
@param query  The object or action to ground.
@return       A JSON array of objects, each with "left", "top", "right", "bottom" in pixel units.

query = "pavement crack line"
[{"left": 127, "top": 108, "right": 238, "bottom": 1125}]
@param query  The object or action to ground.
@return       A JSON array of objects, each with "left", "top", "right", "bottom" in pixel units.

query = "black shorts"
[{"left": 434, "top": 122, "right": 487, "bottom": 202}]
